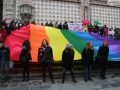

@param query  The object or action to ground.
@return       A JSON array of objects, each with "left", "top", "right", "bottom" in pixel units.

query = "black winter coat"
[
  {"left": 63, "top": 23, "right": 68, "bottom": 30},
  {"left": 19, "top": 47, "right": 32, "bottom": 63},
  {"left": 98, "top": 45, "right": 109, "bottom": 64},
  {"left": 0, "top": 45, "right": 10, "bottom": 62},
  {"left": 82, "top": 48, "right": 94, "bottom": 66},
  {"left": 38, "top": 46, "right": 53, "bottom": 64},
  {"left": 62, "top": 48, "right": 74, "bottom": 69}
]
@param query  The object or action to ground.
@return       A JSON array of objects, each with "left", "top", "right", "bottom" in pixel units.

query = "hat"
[
  {"left": 66, "top": 44, "right": 73, "bottom": 48},
  {"left": 103, "top": 40, "right": 108, "bottom": 43},
  {"left": 0, "top": 41, "right": 4, "bottom": 44}
]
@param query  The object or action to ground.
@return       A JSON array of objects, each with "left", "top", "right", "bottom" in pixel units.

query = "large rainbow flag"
[{"left": 5, "top": 24, "right": 120, "bottom": 62}]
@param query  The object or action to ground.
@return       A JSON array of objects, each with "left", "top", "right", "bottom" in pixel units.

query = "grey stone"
[
  {"left": 1, "top": 74, "right": 120, "bottom": 90},
  {"left": 3, "top": 87, "right": 29, "bottom": 90}
]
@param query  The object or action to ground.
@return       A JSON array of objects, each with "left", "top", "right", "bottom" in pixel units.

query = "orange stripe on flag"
[{"left": 30, "top": 24, "right": 49, "bottom": 62}]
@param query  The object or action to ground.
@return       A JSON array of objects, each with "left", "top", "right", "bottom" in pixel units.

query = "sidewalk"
[{"left": 0, "top": 73, "right": 120, "bottom": 90}]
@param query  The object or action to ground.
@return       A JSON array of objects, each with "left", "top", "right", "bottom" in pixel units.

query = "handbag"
[
  {"left": 95, "top": 54, "right": 102, "bottom": 63},
  {"left": 39, "top": 47, "right": 52, "bottom": 64},
  {"left": 9, "top": 61, "right": 14, "bottom": 69}
]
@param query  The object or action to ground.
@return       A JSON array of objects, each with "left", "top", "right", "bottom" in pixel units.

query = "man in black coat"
[
  {"left": 0, "top": 41, "right": 10, "bottom": 82},
  {"left": 61, "top": 44, "right": 77, "bottom": 84},
  {"left": 58, "top": 23, "right": 63, "bottom": 29},
  {"left": 98, "top": 40, "right": 109, "bottom": 80},
  {"left": 63, "top": 21, "right": 68, "bottom": 30}
]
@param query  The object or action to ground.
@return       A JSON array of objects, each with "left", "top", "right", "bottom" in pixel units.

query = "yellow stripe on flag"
[{"left": 45, "top": 27, "right": 81, "bottom": 61}]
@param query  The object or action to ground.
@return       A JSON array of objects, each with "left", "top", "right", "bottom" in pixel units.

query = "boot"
[
  {"left": 100, "top": 76, "right": 104, "bottom": 80},
  {"left": 103, "top": 68, "right": 107, "bottom": 79},
  {"left": 50, "top": 73, "right": 55, "bottom": 83},
  {"left": 103, "top": 76, "right": 107, "bottom": 79},
  {"left": 61, "top": 79, "right": 65, "bottom": 84},
  {"left": 51, "top": 79, "right": 55, "bottom": 83},
  {"left": 72, "top": 79, "right": 77, "bottom": 83},
  {"left": 26, "top": 77, "right": 29, "bottom": 82},
  {"left": 100, "top": 70, "right": 104, "bottom": 80},
  {"left": 84, "top": 78, "right": 88, "bottom": 82},
  {"left": 43, "top": 78, "right": 46, "bottom": 83},
  {"left": 88, "top": 78, "right": 92, "bottom": 81},
  {"left": 43, "top": 73, "right": 46, "bottom": 83},
  {"left": 22, "top": 78, "right": 25, "bottom": 82}
]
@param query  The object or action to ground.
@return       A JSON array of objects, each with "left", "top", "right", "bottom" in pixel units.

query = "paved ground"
[{"left": 0, "top": 73, "right": 120, "bottom": 90}]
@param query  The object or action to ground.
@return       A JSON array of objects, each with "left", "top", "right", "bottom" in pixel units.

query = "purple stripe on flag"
[{"left": 89, "top": 33, "right": 120, "bottom": 56}]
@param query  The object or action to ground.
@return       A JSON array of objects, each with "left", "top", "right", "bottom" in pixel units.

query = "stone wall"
[
  {"left": 3, "top": 0, "right": 14, "bottom": 23},
  {"left": 2, "top": 0, "right": 120, "bottom": 27}
]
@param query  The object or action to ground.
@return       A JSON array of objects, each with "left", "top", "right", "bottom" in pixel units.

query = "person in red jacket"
[{"left": 0, "top": 26, "right": 7, "bottom": 42}]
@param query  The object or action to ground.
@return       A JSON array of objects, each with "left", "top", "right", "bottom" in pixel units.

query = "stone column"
[
  {"left": 81, "top": 0, "right": 90, "bottom": 20},
  {"left": 13, "top": 0, "right": 16, "bottom": 19}
]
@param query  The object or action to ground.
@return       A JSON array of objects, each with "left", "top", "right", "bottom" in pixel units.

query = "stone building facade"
[{"left": 2, "top": 0, "right": 120, "bottom": 27}]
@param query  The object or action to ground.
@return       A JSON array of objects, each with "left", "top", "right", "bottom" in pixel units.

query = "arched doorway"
[{"left": 0, "top": 0, "right": 3, "bottom": 21}]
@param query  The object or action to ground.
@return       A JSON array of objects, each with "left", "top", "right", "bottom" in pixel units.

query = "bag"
[
  {"left": 95, "top": 54, "right": 102, "bottom": 63},
  {"left": 9, "top": 61, "right": 14, "bottom": 69},
  {"left": 39, "top": 47, "right": 52, "bottom": 64},
  {"left": 40, "top": 55, "right": 46, "bottom": 64}
]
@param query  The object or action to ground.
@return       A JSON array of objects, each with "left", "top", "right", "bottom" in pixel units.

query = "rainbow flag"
[{"left": 5, "top": 24, "right": 120, "bottom": 62}]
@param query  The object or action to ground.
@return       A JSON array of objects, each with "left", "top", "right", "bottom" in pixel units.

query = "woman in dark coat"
[
  {"left": 98, "top": 40, "right": 109, "bottom": 80},
  {"left": 82, "top": 42, "right": 94, "bottom": 82},
  {"left": 38, "top": 39, "right": 55, "bottom": 83},
  {"left": 19, "top": 40, "right": 32, "bottom": 82},
  {"left": 61, "top": 44, "right": 77, "bottom": 84}
]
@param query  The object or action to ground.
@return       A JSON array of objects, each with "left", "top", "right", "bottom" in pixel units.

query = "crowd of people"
[
  {"left": 0, "top": 38, "right": 109, "bottom": 83},
  {"left": 87, "top": 24, "right": 120, "bottom": 40},
  {"left": 0, "top": 19, "right": 70, "bottom": 42},
  {"left": 1, "top": 18, "right": 120, "bottom": 43}
]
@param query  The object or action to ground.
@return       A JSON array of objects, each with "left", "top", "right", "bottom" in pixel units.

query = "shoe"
[
  {"left": 61, "top": 80, "right": 64, "bottom": 84},
  {"left": 73, "top": 79, "right": 77, "bottom": 83},
  {"left": 84, "top": 78, "right": 88, "bottom": 82},
  {"left": 100, "top": 76, "right": 104, "bottom": 80},
  {"left": 43, "top": 79, "right": 46, "bottom": 83},
  {"left": 26, "top": 78, "right": 29, "bottom": 82},
  {"left": 88, "top": 78, "right": 92, "bottom": 81},
  {"left": 51, "top": 79, "right": 55, "bottom": 83},
  {"left": 22, "top": 78, "right": 25, "bottom": 82}
]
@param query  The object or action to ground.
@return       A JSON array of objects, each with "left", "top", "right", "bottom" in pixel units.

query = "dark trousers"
[
  {"left": 0, "top": 61, "right": 9, "bottom": 80},
  {"left": 84, "top": 65, "right": 91, "bottom": 79},
  {"left": 22, "top": 62, "right": 29, "bottom": 79},
  {"left": 100, "top": 63, "right": 107, "bottom": 77},
  {"left": 62, "top": 68, "right": 75, "bottom": 80},
  {"left": 42, "top": 63, "right": 53, "bottom": 80}
]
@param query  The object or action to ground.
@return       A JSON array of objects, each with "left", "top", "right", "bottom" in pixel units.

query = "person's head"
[
  {"left": 66, "top": 44, "right": 73, "bottom": 50},
  {"left": 103, "top": 40, "right": 108, "bottom": 46},
  {"left": 104, "top": 25, "right": 107, "bottom": 27},
  {"left": 41, "top": 23, "right": 44, "bottom": 26},
  {"left": 86, "top": 42, "right": 93, "bottom": 50},
  {"left": 89, "top": 42, "right": 93, "bottom": 47},
  {"left": 2, "top": 26, "right": 5, "bottom": 30},
  {"left": 111, "top": 27, "right": 113, "bottom": 30},
  {"left": 13, "top": 22, "right": 16, "bottom": 26},
  {"left": 22, "top": 40, "right": 31, "bottom": 51},
  {"left": 0, "top": 41, "right": 4, "bottom": 48},
  {"left": 42, "top": 39, "right": 49, "bottom": 46},
  {"left": 5, "top": 23, "right": 8, "bottom": 27}
]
